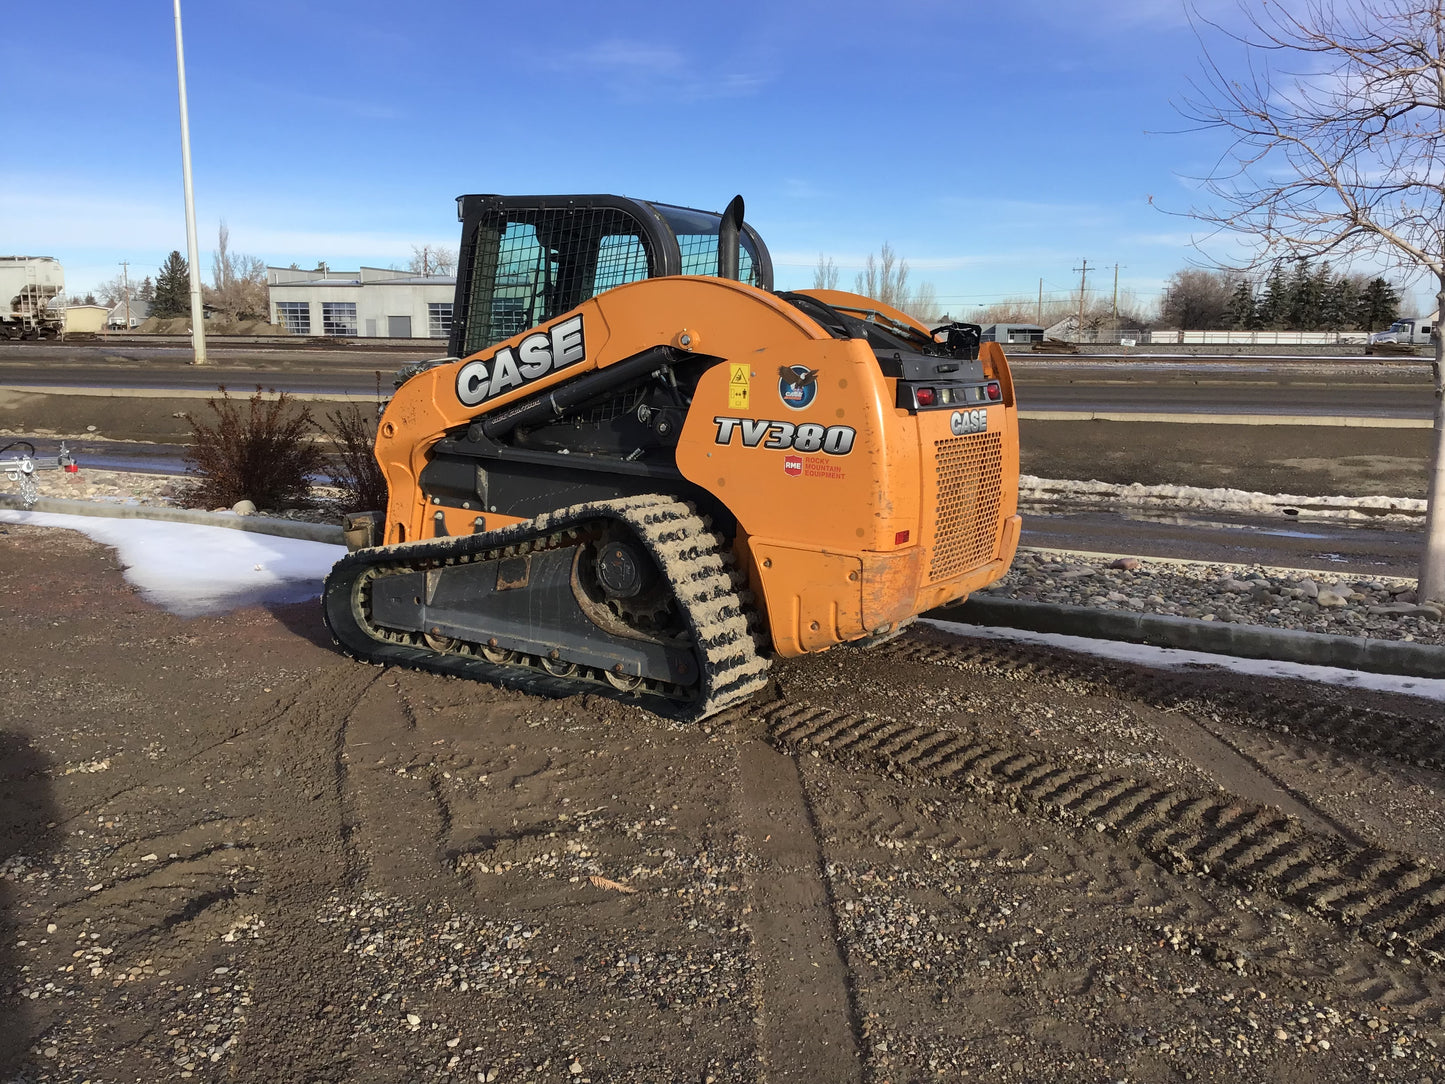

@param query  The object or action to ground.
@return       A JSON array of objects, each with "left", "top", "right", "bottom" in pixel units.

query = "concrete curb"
[
  {"left": 0, "top": 494, "right": 346, "bottom": 545},
  {"left": 933, "top": 595, "right": 1445, "bottom": 679},
  {"left": 1018, "top": 411, "right": 1431, "bottom": 428}
]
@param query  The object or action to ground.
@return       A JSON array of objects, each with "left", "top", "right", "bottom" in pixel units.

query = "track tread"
[
  {"left": 764, "top": 700, "right": 1445, "bottom": 966},
  {"left": 323, "top": 496, "right": 770, "bottom": 721},
  {"left": 874, "top": 632, "right": 1445, "bottom": 772}
]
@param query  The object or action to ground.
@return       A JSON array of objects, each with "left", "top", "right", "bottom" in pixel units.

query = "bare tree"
[
  {"left": 855, "top": 243, "right": 911, "bottom": 310},
  {"left": 907, "top": 281, "right": 939, "bottom": 324},
  {"left": 1180, "top": 0, "right": 1445, "bottom": 601},
  {"left": 206, "top": 221, "right": 270, "bottom": 322},
  {"left": 409, "top": 244, "right": 457, "bottom": 277},
  {"left": 1159, "top": 268, "right": 1237, "bottom": 328},
  {"left": 812, "top": 254, "right": 839, "bottom": 290},
  {"left": 972, "top": 298, "right": 1068, "bottom": 326},
  {"left": 90, "top": 274, "right": 131, "bottom": 307},
  {"left": 851, "top": 243, "right": 941, "bottom": 322}
]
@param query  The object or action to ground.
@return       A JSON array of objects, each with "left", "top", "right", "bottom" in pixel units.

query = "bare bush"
[
  {"left": 182, "top": 387, "right": 326, "bottom": 509},
  {"left": 321, "top": 404, "right": 388, "bottom": 513}
]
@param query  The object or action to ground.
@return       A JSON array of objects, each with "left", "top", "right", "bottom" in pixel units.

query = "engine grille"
[{"left": 928, "top": 432, "right": 1005, "bottom": 582}]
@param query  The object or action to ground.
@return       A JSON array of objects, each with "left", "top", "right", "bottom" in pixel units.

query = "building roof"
[
  {"left": 107, "top": 298, "right": 151, "bottom": 320},
  {"left": 267, "top": 266, "right": 456, "bottom": 288}
]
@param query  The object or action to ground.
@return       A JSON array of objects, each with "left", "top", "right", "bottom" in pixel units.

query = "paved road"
[
  {"left": 1008, "top": 359, "right": 1435, "bottom": 418},
  {"left": 1015, "top": 381, "right": 1432, "bottom": 418},
  {"left": 0, "top": 340, "right": 431, "bottom": 395},
  {"left": 1019, "top": 506, "right": 1420, "bottom": 578},
  {"left": 2, "top": 342, "right": 1437, "bottom": 417}
]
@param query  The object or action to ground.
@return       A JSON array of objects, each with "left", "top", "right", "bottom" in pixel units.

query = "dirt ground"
[
  {"left": 1018, "top": 419, "right": 1433, "bottom": 499},
  {"left": 5, "top": 523, "right": 1445, "bottom": 1084}
]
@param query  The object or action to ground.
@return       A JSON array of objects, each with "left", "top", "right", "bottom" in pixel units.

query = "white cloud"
[{"left": 558, "top": 37, "right": 767, "bottom": 102}]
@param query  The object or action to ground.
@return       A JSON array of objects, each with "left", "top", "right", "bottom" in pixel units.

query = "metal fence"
[{"left": 1066, "top": 328, "right": 1371, "bottom": 345}]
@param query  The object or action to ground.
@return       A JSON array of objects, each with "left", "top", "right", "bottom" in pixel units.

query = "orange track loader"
[{"left": 323, "top": 194, "right": 1020, "bottom": 720}]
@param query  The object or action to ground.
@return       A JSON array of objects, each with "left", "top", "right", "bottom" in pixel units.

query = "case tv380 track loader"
[{"left": 322, "top": 194, "right": 1021, "bottom": 721}]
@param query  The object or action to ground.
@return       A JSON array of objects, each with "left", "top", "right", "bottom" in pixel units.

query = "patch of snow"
[
  {"left": 0, "top": 510, "right": 344, "bottom": 617},
  {"left": 923, "top": 618, "right": 1445, "bottom": 703},
  {"left": 1021, "top": 474, "right": 1425, "bottom": 523}
]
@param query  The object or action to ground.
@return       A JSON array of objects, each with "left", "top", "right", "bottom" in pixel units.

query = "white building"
[{"left": 267, "top": 266, "right": 456, "bottom": 339}]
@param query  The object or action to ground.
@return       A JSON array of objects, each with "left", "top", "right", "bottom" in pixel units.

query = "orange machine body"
[{"left": 374, "top": 275, "right": 1019, "bottom": 658}]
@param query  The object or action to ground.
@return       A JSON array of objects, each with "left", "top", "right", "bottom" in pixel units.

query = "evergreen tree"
[
  {"left": 1320, "top": 270, "right": 1356, "bottom": 329},
  {"left": 152, "top": 251, "right": 191, "bottom": 318},
  {"left": 1357, "top": 277, "right": 1402, "bottom": 332},
  {"left": 1285, "top": 260, "right": 1323, "bottom": 329},
  {"left": 1257, "top": 263, "right": 1288, "bottom": 328},
  {"left": 1309, "top": 262, "right": 1337, "bottom": 328},
  {"left": 137, "top": 276, "right": 155, "bottom": 303},
  {"left": 1226, "top": 279, "right": 1257, "bottom": 329}
]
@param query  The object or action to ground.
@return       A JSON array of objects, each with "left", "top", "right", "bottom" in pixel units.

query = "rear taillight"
[
  {"left": 986, "top": 382, "right": 1001, "bottom": 401},
  {"left": 915, "top": 387, "right": 937, "bottom": 407}
]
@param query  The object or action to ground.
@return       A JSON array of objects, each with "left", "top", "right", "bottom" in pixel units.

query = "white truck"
[
  {"left": 0, "top": 256, "right": 65, "bottom": 339},
  {"left": 1369, "top": 314, "right": 1437, "bottom": 346}
]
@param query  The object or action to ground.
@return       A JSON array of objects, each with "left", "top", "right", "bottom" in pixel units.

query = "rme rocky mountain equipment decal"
[
  {"left": 950, "top": 407, "right": 991, "bottom": 436},
  {"left": 713, "top": 417, "right": 856, "bottom": 455},
  {"left": 777, "top": 365, "right": 820, "bottom": 410},
  {"left": 456, "top": 315, "right": 586, "bottom": 407}
]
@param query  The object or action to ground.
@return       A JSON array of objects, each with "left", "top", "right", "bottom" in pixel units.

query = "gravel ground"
[
  {"left": 981, "top": 550, "right": 1445, "bottom": 646},
  {"left": 6, "top": 487, "right": 1445, "bottom": 1082}
]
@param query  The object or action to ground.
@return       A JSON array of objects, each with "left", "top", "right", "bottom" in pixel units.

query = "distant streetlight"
[{"left": 173, "top": 0, "right": 207, "bottom": 364}]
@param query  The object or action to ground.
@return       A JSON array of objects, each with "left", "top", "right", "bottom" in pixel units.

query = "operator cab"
[{"left": 449, "top": 194, "right": 773, "bottom": 358}]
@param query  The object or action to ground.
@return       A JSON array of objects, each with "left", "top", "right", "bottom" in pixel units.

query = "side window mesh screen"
[
  {"left": 594, "top": 234, "right": 650, "bottom": 292},
  {"left": 462, "top": 207, "right": 652, "bottom": 355},
  {"left": 675, "top": 234, "right": 760, "bottom": 286}
]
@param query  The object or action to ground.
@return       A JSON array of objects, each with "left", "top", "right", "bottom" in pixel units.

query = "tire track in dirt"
[
  {"left": 334, "top": 672, "right": 471, "bottom": 901},
  {"left": 1160, "top": 710, "right": 1368, "bottom": 845},
  {"left": 736, "top": 741, "right": 863, "bottom": 1083},
  {"left": 224, "top": 665, "right": 384, "bottom": 1084},
  {"left": 37, "top": 667, "right": 370, "bottom": 962},
  {"left": 882, "top": 633, "right": 1445, "bottom": 772},
  {"left": 763, "top": 701, "right": 1445, "bottom": 968}
]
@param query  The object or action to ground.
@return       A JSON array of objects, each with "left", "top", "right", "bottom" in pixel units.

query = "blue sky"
[{"left": 10, "top": 0, "right": 1408, "bottom": 317}]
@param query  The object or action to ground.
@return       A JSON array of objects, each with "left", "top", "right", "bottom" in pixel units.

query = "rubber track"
[
  {"left": 324, "top": 496, "right": 770, "bottom": 722},
  {"left": 876, "top": 635, "right": 1445, "bottom": 771},
  {"left": 764, "top": 701, "right": 1445, "bottom": 965}
]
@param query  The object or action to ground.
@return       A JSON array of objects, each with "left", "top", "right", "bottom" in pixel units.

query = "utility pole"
[
  {"left": 173, "top": 0, "right": 207, "bottom": 364},
  {"left": 1037, "top": 278, "right": 1043, "bottom": 326},
  {"left": 1075, "top": 260, "right": 1086, "bottom": 341},
  {"left": 120, "top": 260, "right": 130, "bottom": 330},
  {"left": 1112, "top": 263, "right": 1125, "bottom": 332}
]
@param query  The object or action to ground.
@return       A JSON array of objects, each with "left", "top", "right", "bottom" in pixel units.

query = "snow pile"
[
  {"left": 0, "top": 510, "right": 344, "bottom": 617},
  {"left": 1020, "top": 474, "right": 1426, "bottom": 523}
]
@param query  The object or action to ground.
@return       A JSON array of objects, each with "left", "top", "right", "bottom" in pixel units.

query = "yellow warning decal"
[{"left": 728, "top": 364, "right": 750, "bottom": 409}]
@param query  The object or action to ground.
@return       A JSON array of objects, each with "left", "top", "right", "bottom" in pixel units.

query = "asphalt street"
[{"left": 1, "top": 341, "right": 1437, "bottom": 416}]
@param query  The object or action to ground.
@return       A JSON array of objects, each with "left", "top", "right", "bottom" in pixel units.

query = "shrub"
[
  {"left": 183, "top": 386, "right": 326, "bottom": 509},
  {"left": 321, "top": 404, "right": 389, "bottom": 513}
]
